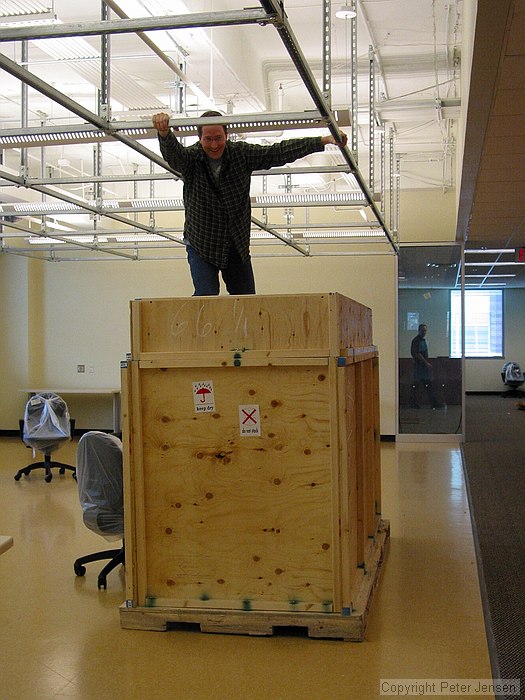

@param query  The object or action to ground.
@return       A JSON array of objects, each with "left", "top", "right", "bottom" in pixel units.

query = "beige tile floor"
[{"left": 0, "top": 438, "right": 493, "bottom": 700}]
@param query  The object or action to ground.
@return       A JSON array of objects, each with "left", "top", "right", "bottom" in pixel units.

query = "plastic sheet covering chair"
[
  {"left": 74, "top": 431, "right": 125, "bottom": 589},
  {"left": 14, "top": 392, "right": 76, "bottom": 483},
  {"left": 501, "top": 361, "right": 525, "bottom": 397}
]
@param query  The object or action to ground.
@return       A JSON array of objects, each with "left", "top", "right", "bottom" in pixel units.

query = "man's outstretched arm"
[{"left": 320, "top": 132, "right": 348, "bottom": 148}]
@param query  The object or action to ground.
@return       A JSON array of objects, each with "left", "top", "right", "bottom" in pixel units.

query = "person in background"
[
  {"left": 410, "top": 323, "right": 442, "bottom": 409},
  {"left": 152, "top": 110, "right": 348, "bottom": 296}
]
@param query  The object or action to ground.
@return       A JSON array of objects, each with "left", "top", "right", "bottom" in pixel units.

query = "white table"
[
  {"left": 25, "top": 388, "right": 121, "bottom": 434},
  {"left": 0, "top": 536, "right": 13, "bottom": 556}
]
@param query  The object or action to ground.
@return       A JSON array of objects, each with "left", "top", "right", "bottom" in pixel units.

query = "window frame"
[{"left": 450, "top": 288, "right": 504, "bottom": 359}]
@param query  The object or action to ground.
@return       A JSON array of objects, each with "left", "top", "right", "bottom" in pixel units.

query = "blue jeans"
[{"left": 187, "top": 245, "right": 256, "bottom": 296}]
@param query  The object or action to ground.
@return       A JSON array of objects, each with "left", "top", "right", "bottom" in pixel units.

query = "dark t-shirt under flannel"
[{"left": 159, "top": 132, "right": 325, "bottom": 268}]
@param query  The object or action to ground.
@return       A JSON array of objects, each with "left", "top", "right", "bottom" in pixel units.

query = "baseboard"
[
  {"left": 3, "top": 428, "right": 392, "bottom": 442},
  {"left": 0, "top": 428, "right": 113, "bottom": 438}
]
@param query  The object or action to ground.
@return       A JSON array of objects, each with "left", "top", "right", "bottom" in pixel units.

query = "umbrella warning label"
[{"left": 193, "top": 381, "right": 215, "bottom": 412}]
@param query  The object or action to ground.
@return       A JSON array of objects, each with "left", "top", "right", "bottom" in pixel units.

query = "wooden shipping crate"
[{"left": 121, "top": 293, "right": 388, "bottom": 640}]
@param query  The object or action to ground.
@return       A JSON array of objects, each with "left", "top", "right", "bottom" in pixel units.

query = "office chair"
[
  {"left": 501, "top": 361, "right": 525, "bottom": 398},
  {"left": 74, "top": 431, "right": 125, "bottom": 589},
  {"left": 15, "top": 392, "right": 76, "bottom": 483}
]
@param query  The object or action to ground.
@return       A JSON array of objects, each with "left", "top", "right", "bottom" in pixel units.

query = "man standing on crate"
[{"left": 152, "top": 110, "right": 348, "bottom": 296}]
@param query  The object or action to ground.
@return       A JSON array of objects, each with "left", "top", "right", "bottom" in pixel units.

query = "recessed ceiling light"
[{"left": 335, "top": 6, "right": 357, "bottom": 20}]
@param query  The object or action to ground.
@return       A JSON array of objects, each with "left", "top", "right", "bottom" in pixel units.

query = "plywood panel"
[
  {"left": 334, "top": 294, "right": 373, "bottom": 351},
  {"left": 138, "top": 364, "right": 335, "bottom": 612},
  {"left": 339, "top": 362, "right": 359, "bottom": 610},
  {"left": 131, "top": 293, "right": 372, "bottom": 357},
  {"left": 123, "top": 293, "right": 385, "bottom": 634}
]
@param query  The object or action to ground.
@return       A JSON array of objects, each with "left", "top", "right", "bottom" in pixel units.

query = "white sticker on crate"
[
  {"left": 239, "top": 404, "right": 261, "bottom": 436},
  {"left": 193, "top": 381, "right": 215, "bottom": 412}
]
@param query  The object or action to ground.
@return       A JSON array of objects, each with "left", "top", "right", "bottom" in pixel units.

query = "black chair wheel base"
[
  {"left": 14, "top": 472, "right": 22, "bottom": 481},
  {"left": 45, "top": 473, "right": 52, "bottom": 483},
  {"left": 74, "top": 563, "right": 86, "bottom": 577},
  {"left": 98, "top": 577, "right": 107, "bottom": 590}
]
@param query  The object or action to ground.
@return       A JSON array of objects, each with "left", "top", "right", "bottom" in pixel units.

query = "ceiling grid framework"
[
  {"left": 0, "top": 0, "right": 407, "bottom": 262},
  {"left": 0, "top": 2, "right": 522, "bottom": 285},
  {"left": 16, "top": 0, "right": 525, "bottom": 289}
]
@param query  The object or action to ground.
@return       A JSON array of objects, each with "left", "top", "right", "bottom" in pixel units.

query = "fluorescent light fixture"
[
  {"left": 28, "top": 235, "right": 108, "bottom": 244},
  {"left": 0, "top": 131, "right": 106, "bottom": 147},
  {"left": 466, "top": 248, "right": 515, "bottom": 254},
  {"left": 303, "top": 230, "right": 382, "bottom": 238},
  {"left": 14, "top": 202, "right": 80, "bottom": 213},
  {"left": 115, "top": 234, "right": 181, "bottom": 243},
  {"left": 465, "top": 274, "right": 516, "bottom": 278},
  {"left": 130, "top": 198, "right": 184, "bottom": 209},
  {"left": 464, "top": 283, "right": 507, "bottom": 287},
  {"left": 254, "top": 193, "right": 366, "bottom": 206},
  {"left": 0, "top": 0, "right": 56, "bottom": 26},
  {"left": 335, "top": 6, "right": 357, "bottom": 19},
  {"left": 465, "top": 261, "right": 524, "bottom": 267}
]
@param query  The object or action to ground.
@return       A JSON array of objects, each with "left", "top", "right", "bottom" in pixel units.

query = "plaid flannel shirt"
[{"left": 159, "top": 132, "right": 325, "bottom": 268}]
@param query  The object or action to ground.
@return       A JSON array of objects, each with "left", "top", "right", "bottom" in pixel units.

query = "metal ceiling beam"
[
  {"left": 0, "top": 109, "right": 345, "bottom": 149},
  {"left": 257, "top": 0, "right": 398, "bottom": 254},
  {"left": 0, "top": 193, "right": 368, "bottom": 217},
  {"left": 0, "top": 9, "right": 274, "bottom": 42},
  {"left": 0, "top": 165, "right": 171, "bottom": 238},
  {"left": 0, "top": 52, "right": 179, "bottom": 174},
  {"left": 22, "top": 165, "right": 352, "bottom": 187},
  {"left": 1, "top": 220, "right": 380, "bottom": 239},
  {"left": 0, "top": 215, "right": 137, "bottom": 259},
  {"left": 0, "top": 2, "right": 397, "bottom": 260}
]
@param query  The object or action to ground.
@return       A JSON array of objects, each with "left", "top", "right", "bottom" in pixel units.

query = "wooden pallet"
[{"left": 120, "top": 520, "right": 389, "bottom": 641}]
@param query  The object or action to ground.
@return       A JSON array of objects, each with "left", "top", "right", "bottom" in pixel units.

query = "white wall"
[
  {"left": 400, "top": 189, "right": 458, "bottom": 243},
  {"left": 0, "top": 186, "right": 472, "bottom": 435},
  {"left": 22, "top": 251, "right": 397, "bottom": 434},
  {"left": 0, "top": 254, "right": 29, "bottom": 426}
]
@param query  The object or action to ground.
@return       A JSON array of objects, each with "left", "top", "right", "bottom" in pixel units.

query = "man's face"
[
  {"left": 419, "top": 325, "right": 427, "bottom": 337},
  {"left": 200, "top": 125, "right": 227, "bottom": 159}
]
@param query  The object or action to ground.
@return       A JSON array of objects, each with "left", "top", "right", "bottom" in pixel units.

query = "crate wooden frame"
[{"left": 120, "top": 293, "right": 388, "bottom": 640}]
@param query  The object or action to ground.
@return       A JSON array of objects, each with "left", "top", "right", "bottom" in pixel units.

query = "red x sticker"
[{"left": 239, "top": 404, "right": 261, "bottom": 436}]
